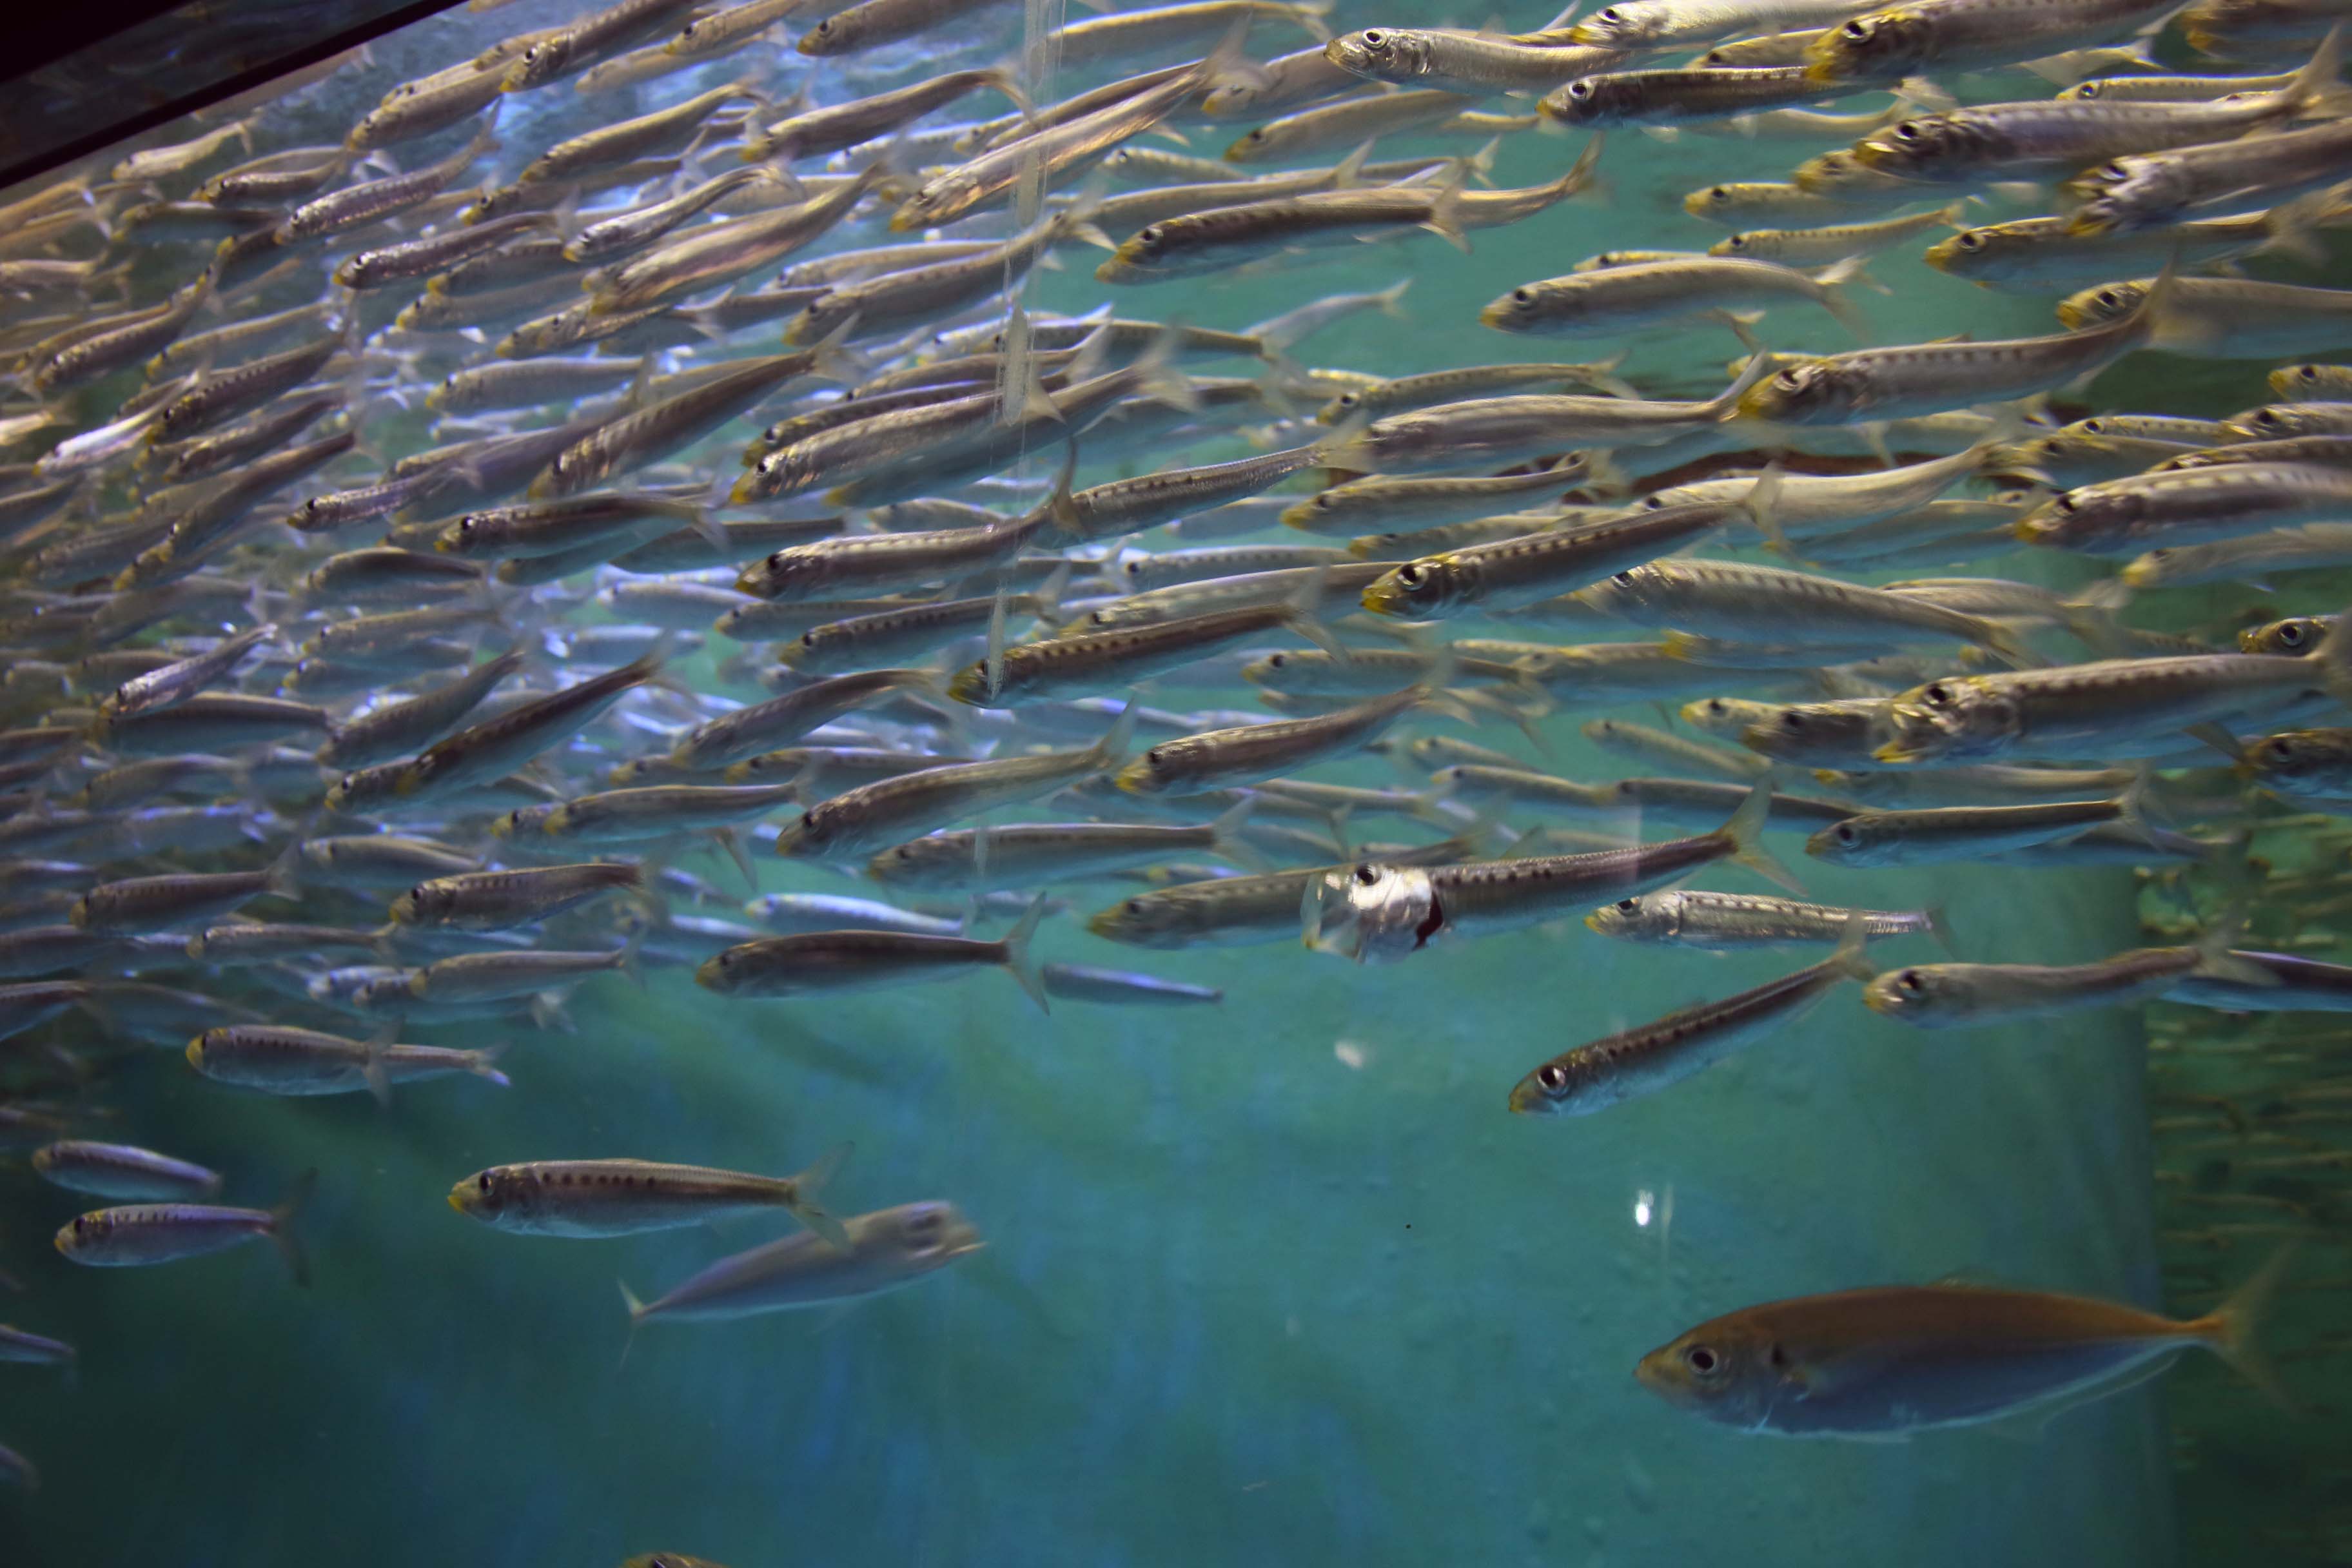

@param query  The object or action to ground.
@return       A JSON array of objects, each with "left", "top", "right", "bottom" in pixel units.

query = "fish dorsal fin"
[{"left": 1926, "top": 1269, "right": 2007, "bottom": 1291}]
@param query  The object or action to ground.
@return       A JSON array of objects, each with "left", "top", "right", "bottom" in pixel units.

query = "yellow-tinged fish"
[
  {"left": 450, "top": 1146, "right": 850, "bottom": 1248},
  {"left": 1509, "top": 921, "right": 1873, "bottom": 1114},
  {"left": 1805, "top": 0, "right": 2176, "bottom": 81},
  {"left": 54, "top": 1169, "right": 315, "bottom": 1285},
  {"left": 619, "top": 1200, "right": 983, "bottom": 1326},
  {"left": 1637, "top": 1250, "right": 2293, "bottom": 1437}
]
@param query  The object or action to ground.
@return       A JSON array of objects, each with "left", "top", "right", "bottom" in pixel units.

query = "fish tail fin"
[
  {"left": 264, "top": 841, "right": 304, "bottom": 901},
  {"left": 979, "top": 65, "right": 1037, "bottom": 121},
  {"left": 1717, "top": 778, "right": 1805, "bottom": 894},
  {"left": 1924, "top": 903, "right": 1958, "bottom": 955},
  {"left": 1089, "top": 700, "right": 1141, "bottom": 770},
  {"left": 1813, "top": 255, "right": 1879, "bottom": 338},
  {"left": 1278, "top": 566, "right": 1346, "bottom": 659},
  {"left": 712, "top": 823, "right": 757, "bottom": 892},
  {"left": 361, "top": 1024, "right": 395, "bottom": 1109},
  {"left": 1328, "top": 139, "right": 1373, "bottom": 190},
  {"left": 2194, "top": 1243, "right": 2299, "bottom": 1412},
  {"left": 1420, "top": 182, "right": 1471, "bottom": 253},
  {"left": 1738, "top": 463, "right": 1788, "bottom": 555},
  {"left": 270, "top": 1166, "right": 318, "bottom": 1289},
  {"left": 1132, "top": 328, "right": 1201, "bottom": 413},
  {"left": 785, "top": 1141, "right": 853, "bottom": 1251},
  {"left": 1979, "top": 617, "right": 2048, "bottom": 671},
  {"left": 616, "top": 1280, "right": 647, "bottom": 1365},
  {"left": 1707, "top": 351, "right": 1776, "bottom": 421},
  {"left": 1375, "top": 275, "right": 1413, "bottom": 318},
  {"left": 1206, "top": 796, "right": 1267, "bottom": 870},
  {"left": 2128, "top": 254, "right": 2194, "bottom": 355},
  {"left": 2186, "top": 892, "right": 2277, "bottom": 989},
  {"left": 1553, "top": 132, "right": 1605, "bottom": 202},
  {"left": 2313, "top": 600, "right": 2352, "bottom": 713},
  {"left": 468, "top": 1041, "right": 513, "bottom": 1087},
  {"left": 2286, "top": 23, "right": 2349, "bottom": 115},
  {"left": 1000, "top": 892, "right": 1051, "bottom": 1014},
  {"left": 616, "top": 921, "right": 649, "bottom": 990},
  {"left": 1826, "top": 911, "right": 1877, "bottom": 983}
]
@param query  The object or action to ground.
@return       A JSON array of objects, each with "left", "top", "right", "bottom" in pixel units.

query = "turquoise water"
[{"left": 1, "top": 1, "right": 2345, "bottom": 1563}]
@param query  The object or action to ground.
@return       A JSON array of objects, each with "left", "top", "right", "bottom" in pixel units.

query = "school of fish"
[{"left": 3, "top": 0, "right": 2349, "bottom": 1518}]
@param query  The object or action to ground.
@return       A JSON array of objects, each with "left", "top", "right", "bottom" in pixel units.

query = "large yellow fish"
[{"left": 1638, "top": 1251, "right": 2291, "bottom": 1437}]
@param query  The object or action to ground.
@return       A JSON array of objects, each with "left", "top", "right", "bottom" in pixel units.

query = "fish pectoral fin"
[{"left": 1925, "top": 1269, "right": 2008, "bottom": 1290}]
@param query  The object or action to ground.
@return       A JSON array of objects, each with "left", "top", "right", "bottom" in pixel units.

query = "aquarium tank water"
[{"left": 0, "top": 0, "right": 2346, "bottom": 1562}]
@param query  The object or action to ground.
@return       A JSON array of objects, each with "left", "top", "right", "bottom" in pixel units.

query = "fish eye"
[
  {"left": 1923, "top": 683, "right": 1951, "bottom": 706},
  {"left": 1139, "top": 225, "right": 1161, "bottom": 243},
  {"left": 1144, "top": 747, "right": 1166, "bottom": 765},
  {"left": 1536, "top": 1062, "right": 1570, "bottom": 1094},
  {"left": 1898, "top": 970, "right": 1925, "bottom": 992},
  {"left": 1567, "top": 81, "right": 1593, "bottom": 99},
  {"left": 1893, "top": 121, "right": 1919, "bottom": 140},
  {"left": 1725, "top": 234, "right": 1748, "bottom": 250},
  {"left": 1361, "top": 28, "right": 1384, "bottom": 44},
  {"left": 1684, "top": 1344, "right": 1721, "bottom": 1374},
  {"left": 1780, "top": 712, "right": 1805, "bottom": 729},
  {"left": 2055, "top": 495, "right": 2078, "bottom": 513},
  {"left": 408, "top": 884, "right": 426, "bottom": 903},
  {"left": 1124, "top": 899, "right": 1145, "bottom": 914},
  {"left": 477, "top": 1172, "right": 492, "bottom": 1192},
  {"left": 1774, "top": 370, "right": 1800, "bottom": 389},
  {"left": 1706, "top": 186, "right": 1727, "bottom": 201},
  {"left": 1353, "top": 865, "right": 1378, "bottom": 886},
  {"left": 1957, "top": 231, "right": 1982, "bottom": 249},
  {"left": 1267, "top": 652, "right": 1287, "bottom": 667},
  {"left": 1841, "top": 18, "right": 1869, "bottom": 36},
  {"left": 1833, "top": 823, "right": 1858, "bottom": 844},
  {"left": 458, "top": 517, "right": 476, "bottom": 533},
  {"left": 1511, "top": 287, "right": 1533, "bottom": 304},
  {"left": 1610, "top": 570, "right": 1636, "bottom": 586},
  {"left": 1614, "top": 898, "right": 1638, "bottom": 913},
  {"left": 2280, "top": 623, "right": 2308, "bottom": 648},
  {"left": 2255, "top": 409, "right": 2282, "bottom": 429},
  {"left": 1598, "top": 5, "right": 1619, "bottom": 17},
  {"left": 2096, "top": 289, "right": 2121, "bottom": 309}
]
